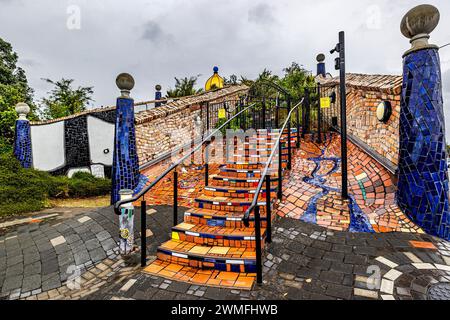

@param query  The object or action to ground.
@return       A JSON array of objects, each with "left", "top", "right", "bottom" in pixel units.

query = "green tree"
[
  {"left": 39, "top": 78, "right": 94, "bottom": 120},
  {"left": 0, "top": 37, "right": 35, "bottom": 151},
  {"left": 224, "top": 74, "right": 238, "bottom": 85},
  {"left": 279, "top": 62, "right": 315, "bottom": 101},
  {"left": 166, "top": 76, "right": 203, "bottom": 98}
]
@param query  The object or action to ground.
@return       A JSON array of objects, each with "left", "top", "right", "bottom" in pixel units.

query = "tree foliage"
[
  {"left": 166, "top": 76, "right": 203, "bottom": 98},
  {"left": 246, "top": 63, "right": 316, "bottom": 103},
  {"left": 0, "top": 37, "right": 35, "bottom": 148},
  {"left": 39, "top": 78, "right": 94, "bottom": 120}
]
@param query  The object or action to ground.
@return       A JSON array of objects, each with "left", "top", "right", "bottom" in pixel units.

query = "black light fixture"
[
  {"left": 376, "top": 101, "right": 392, "bottom": 123},
  {"left": 329, "top": 91, "right": 337, "bottom": 104}
]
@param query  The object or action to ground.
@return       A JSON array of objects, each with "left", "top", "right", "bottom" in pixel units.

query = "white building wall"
[
  {"left": 87, "top": 116, "right": 114, "bottom": 166},
  {"left": 30, "top": 121, "right": 65, "bottom": 171}
]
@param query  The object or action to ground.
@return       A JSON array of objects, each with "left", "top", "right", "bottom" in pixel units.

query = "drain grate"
[{"left": 427, "top": 283, "right": 450, "bottom": 300}]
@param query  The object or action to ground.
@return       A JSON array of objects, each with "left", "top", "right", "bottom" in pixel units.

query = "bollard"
[{"left": 118, "top": 189, "right": 135, "bottom": 255}]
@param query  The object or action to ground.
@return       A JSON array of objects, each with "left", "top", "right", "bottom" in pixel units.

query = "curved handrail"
[
  {"left": 114, "top": 102, "right": 257, "bottom": 214},
  {"left": 242, "top": 98, "right": 304, "bottom": 225},
  {"left": 249, "top": 79, "right": 292, "bottom": 99}
]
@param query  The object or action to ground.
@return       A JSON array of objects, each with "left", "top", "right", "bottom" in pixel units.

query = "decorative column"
[
  {"left": 397, "top": 5, "right": 450, "bottom": 240},
  {"left": 13, "top": 102, "right": 32, "bottom": 168},
  {"left": 155, "top": 84, "right": 162, "bottom": 107},
  {"left": 111, "top": 73, "right": 141, "bottom": 205}
]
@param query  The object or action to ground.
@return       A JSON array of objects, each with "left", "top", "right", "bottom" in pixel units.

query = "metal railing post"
[
  {"left": 206, "top": 102, "right": 210, "bottom": 131},
  {"left": 205, "top": 141, "right": 209, "bottom": 186},
  {"left": 303, "top": 88, "right": 310, "bottom": 138},
  {"left": 317, "top": 83, "right": 322, "bottom": 143},
  {"left": 173, "top": 170, "right": 178, "bottom": 226},
  {"left": 287, "top": 98, "right": 292, "bottom": 170},
  {"left": 339, "top": 31, "right": 349, "bottom": 200},
  {"left": 296, "top": 99, "right": 300, "bottom": 148},
  {"left": 141, "top": 200, "right": 147, "bottom": 267},
  {"left": 262, "top": 95, "right": 266, "bottom": 129},
  {"left": 265, "top": 175, "right": 272, "bottom": 244},
  {"left": 277, "top": 141, "right": 283, "bottom": 200},
  {"left": 254, "top": 206, "right": 263, "bottom": 284}
]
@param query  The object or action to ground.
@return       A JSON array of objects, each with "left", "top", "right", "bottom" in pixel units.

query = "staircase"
[{"left": 144, "top": 129, "right": 298, "bottom": 290}]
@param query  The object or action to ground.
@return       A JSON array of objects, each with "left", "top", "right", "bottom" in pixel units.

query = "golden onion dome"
[{"left": 205, "top": 66, "right": 224, "bottom": 91}]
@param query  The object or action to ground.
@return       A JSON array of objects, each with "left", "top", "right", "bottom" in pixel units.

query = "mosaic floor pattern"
[{"left": 278, "top": 133, "right": 423, "bottom": 233}]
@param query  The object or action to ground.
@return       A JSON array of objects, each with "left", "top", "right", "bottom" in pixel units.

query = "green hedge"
[{"left": 0, "top": 154, "right": 111, "bottom": 216}]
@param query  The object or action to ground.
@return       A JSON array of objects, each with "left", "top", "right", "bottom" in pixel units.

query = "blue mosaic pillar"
[
  {"left": 155, "top": 84, "right": 162, "bottom": 107},
  {"left": 397, "top": 5, "right": 450, "bottom": 240},
  {"left": 316, "top": 53, "right": 326, "bottom": 77},
  {"left": 111, "top": 73, "right": 140, "bottom": 205},
  {"left": 13, "top": 102, "right": 32, "bottom": 168}
]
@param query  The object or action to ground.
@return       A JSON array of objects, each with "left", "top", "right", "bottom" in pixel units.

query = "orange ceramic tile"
[{"left": 409, "top": 241, "right": 437, "bottom": 250}]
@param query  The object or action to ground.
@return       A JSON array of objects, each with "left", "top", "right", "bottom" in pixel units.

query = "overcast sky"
[{"left": 1, "top": 1, "right": 450, "bottom": 118}]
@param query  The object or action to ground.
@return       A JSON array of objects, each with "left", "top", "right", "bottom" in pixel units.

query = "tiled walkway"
[
  {"left": 278, "top": 133, "right": 422, "bottom": 233},
  {"left": 1, "top": 132, "right": 450, "bottom": 300}
]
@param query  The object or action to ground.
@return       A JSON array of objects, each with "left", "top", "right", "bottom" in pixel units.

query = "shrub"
[{"left": 0, "top": 155, "right": 111, "bottom": 216}]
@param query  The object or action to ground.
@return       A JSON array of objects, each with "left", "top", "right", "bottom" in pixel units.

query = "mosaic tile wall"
[
  {"left": 111, "top": 97, "right": 140, "bottom": 204},
  {"left": 13, "top": 120, "right": 32, "bottom": 168},
  {"left": 64, "top": 116, "right": 90, "bottom": 169},
  {"left": 397, "top": 48, "right": 450, "bottom": 241},
  {"left": 48, "top": 111, "right": 115, "bottom": 176}
]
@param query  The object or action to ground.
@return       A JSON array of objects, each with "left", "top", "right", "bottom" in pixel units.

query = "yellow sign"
[
  {"left": 218, "top": 108, "right": 226, "bottom": 119},
  {"left": 320, "top": 97, "right": 331, "bottom": 108}
]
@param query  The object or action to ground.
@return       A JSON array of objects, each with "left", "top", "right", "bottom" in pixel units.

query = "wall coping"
[
  {"left": 135, "top": 84, "right": 248, "bottom": 125},
  {"left": 30, "top": 84, "right": 248, "bottom": 126},
  {"left": 317, "top": 73, "right": 403, "bottom": 95}
]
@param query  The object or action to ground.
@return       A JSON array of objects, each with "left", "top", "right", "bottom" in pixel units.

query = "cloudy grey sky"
[{"left": 1, "top": 1, "right": 450, "bottom": 113}]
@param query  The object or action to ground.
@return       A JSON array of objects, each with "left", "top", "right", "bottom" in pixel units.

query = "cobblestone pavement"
[
  {"left": 89, "top": 207, "right": 450, "bottom": 301},
  {"left": 1, "top": 204, "right": 450, "bottom": 300}
]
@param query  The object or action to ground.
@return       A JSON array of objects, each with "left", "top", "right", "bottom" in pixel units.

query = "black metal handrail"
[
  {"left": 242, "top": 99, "right": 304, "bottom": 223},
  {"left": 241, "top": 98, "right": 304, "bottom": 284},
  {"left": 113, "top": 102, "right": 258, "bottom": 215}
]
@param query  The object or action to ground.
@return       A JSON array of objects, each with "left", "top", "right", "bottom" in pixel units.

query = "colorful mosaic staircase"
[{"left": 144, "top": 129, "right": 298, "bottom": 290}]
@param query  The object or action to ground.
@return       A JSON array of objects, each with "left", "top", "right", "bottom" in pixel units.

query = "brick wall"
[
  {"left": 318, "top": 74, "right": 402, "bottom": 169},
  {"left": 135, "top": 86, "right": 248, "bottom": 166}
]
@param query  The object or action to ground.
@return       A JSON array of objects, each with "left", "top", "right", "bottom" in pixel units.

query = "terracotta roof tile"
[{"left": 316, "top": 73, "right": 402, "bottom": 94}]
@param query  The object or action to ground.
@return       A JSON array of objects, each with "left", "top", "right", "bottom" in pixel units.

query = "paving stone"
[
  {"left": 354, "top": 288, "right": 378, "bottom": 299},
  {"left": 85, "top": 239, "right": 101, "bottom": 251},
  {"left": 21, "top": 275, "right": 41, "bottom": 292},
  {"left": 50, "top": 236, "right": 66, "bottom": 247},
  {"left": 320, "top": 270, "right": 345, "bottom": 284},
  {"left": 2, "top": 275, "right": 23, "bottom": 292},
  {"left": 89, "top": 248, "right": 107, "bottom": 263}
]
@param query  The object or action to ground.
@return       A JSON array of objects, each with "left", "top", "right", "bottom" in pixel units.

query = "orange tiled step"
[
  {"left": 184, "top": 208, "right": 269, "bottom": 228},
  {"left": 226, "top": 154, "right": 289, "bottom": 163},
  {"left": 171, "top": 222, "right": 266, "bottom": 248},
  {"left": 156, "top": 240, "right": 257, "bottom": 273},
  {"left": 143, "top": 260, "right": 255, "bottom": 290},
  {"left": 211, "top": 174, "right": 279, "bottom": 188},
  {"left": 218, "top": 166, "right": 264, "bottom": 179},
  {"left": 194, "top": 195, "right": 267, "bottom": 213},
  {"left": 204, "top": 185, "right": 277, "bottom": 199}
]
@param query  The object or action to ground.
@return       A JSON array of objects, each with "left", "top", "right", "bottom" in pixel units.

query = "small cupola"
[{"left": 205, "top": 66, "right": 224, "bottom": 91}]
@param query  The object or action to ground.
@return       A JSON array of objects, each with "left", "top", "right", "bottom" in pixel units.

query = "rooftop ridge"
[{"left": 30, "top": 84, "right": 249, "bottom": 125}]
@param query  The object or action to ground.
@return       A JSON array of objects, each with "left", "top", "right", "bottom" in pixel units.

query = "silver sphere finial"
[
  {"left": 116, "top": 73, "right": 135, "bottom": 97},
  {"left": 15, "top": 102, "right": 30, "bottom": 120},
  {"left": 316, "top": 53, "right": 325, "bottom": 63},
  {"left": 401, "top": 4, "right": 440, "bottom": 56}
]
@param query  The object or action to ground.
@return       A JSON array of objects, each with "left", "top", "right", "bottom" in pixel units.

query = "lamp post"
[{"left": 330, "top": 31, "right": 348, "bottom": 200}]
